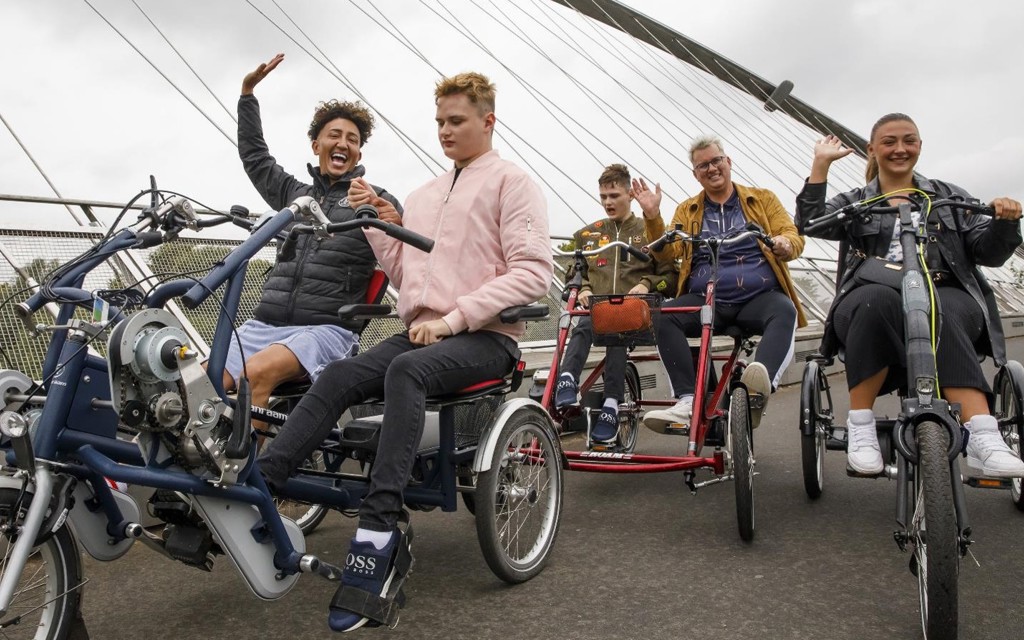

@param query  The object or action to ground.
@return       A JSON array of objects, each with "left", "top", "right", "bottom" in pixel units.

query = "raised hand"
[
  {"left": 813, "top": 135, "right": 853, "bottom": 164},
  {"left": 241, "top": 53, "right": 284, "bottom": 95},
  {"left": 630, "top": 178, "right": 662, "bottom": 220}
]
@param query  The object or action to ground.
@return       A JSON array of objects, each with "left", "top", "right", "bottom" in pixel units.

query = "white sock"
[
  {"left": 602, "top": 397, "right": 618, "bottom": 411},
  {"left": 355, "top": 527, "right": 394, "bottom": 551},
  {"left": 848, "top": 408, "right": 875, "bottom": 427}
]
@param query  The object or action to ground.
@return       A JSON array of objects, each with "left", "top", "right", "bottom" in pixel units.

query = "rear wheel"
[
  {"left": 729, "top": 388, "right": 755, "bottom": 542},
  {"left": 616, "top": 365, "right": 642, "bottom": 453},
  {"left": 993, "top": 362, "right": 1024, "bottom": 510},
  {"left": 799, "top": 361, "right": 832, "bottom": 499},
  {"left": 912, "top": 421, "right": 958, "bottom": 640},
  {"left": 476, "top": 408, "right": 562, "bottom": 583},
  {"left": 0, "top": 488, "right": 83, "bottom": 640}
]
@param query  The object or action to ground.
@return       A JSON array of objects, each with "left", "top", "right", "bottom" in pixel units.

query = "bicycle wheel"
[
  {"left": 994, "top": 361, "right": 1024, "bottom": 510},
  {"left": 0, "top": 488, "right": 83, "bottom": 640},
  {"left": 475, "top": 408, "right": 562, "bottom": 584},
  {"left": 729, "top": 387, "right": 755, "bottom": 542},
  {"left": 912, "top": 421, "right": 958, "bottom": 640},
  {"left": 616, "top": 365, "right": 642, "bottom": 453},
  {"left": 799, "top": 361, "right": 831, "bottom": 500},
  {"left": 261, "top": 401, "right": 330, "bottom": 535}
]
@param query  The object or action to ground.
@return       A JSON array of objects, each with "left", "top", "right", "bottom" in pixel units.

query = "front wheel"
[
  {"left": 0, "top": 488, "right": 84, "bottom": 640},
  {"left": 799, "top": 361, "right": 831, "bottom": 500},
  {"left": 913, "top": 421, "right": 959, "bottom": 640},
  {"left": 475, "top": 408, "right": 562, "bottom": 584},
  {"left": 616, "top": 365, "right": 642, "bottom": 453},
  {"left": 729, "top": 388, "right": 755, "bottom": 542}
]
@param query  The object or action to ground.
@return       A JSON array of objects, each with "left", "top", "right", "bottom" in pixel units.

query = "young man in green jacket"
[{"left": 555, "top": 164, "right": 674, "bottom": 445}]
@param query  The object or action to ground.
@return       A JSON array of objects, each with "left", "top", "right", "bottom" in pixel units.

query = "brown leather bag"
[{"left": 590, "top": 295, "right": 653, "bottom": 335}]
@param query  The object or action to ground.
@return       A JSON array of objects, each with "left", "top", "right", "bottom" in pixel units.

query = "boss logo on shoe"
[{"left": 346, "top": 553, "right": 378, "bottom": 574}]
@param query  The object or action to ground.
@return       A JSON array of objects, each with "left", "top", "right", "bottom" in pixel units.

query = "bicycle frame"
[{"left": 545, "top": 235, "right": 757, "bottom": 477}]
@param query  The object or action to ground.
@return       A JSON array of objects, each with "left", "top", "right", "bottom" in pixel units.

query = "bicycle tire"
[
  {"left": 994, "top": 361, "right": 1024, "bottom": 511},
  {"left": 799, "top": 362, "right": 828, "bottom": 500},
  {"left": 729, "top": 388, "right": 755, "bottom": 542},
  {"left": 913, "top": 421, "right": 958, "bottom": 640},
  {"left": 0, "top": 487, "right": 83, "bottom": 640},
  {"left": 475, "top": 408, "right": 562, "bottom": 584},
  {"left": 616, "top": 364, "right": 642, "bottom": 453}
]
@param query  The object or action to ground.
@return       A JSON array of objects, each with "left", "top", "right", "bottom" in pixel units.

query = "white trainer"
[
  {"left": 642, "top": 395, "right": 694, "bottom": 433},
  {"left": 847, "top": 409, "right": 883, "bottom": 474},
  {"left": 965, "top": 415, "right": 1024, "bottom": 478},
  {"left": 740, "top": 362, "right": 771, "bottom": 429}
]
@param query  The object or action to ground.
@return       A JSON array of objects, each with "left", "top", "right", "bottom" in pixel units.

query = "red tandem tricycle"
[{"left": 530, "top": 224, "right": 777, "bottom": 541}]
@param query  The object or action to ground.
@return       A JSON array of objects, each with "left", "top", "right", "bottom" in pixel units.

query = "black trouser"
[
  {"left": 259, "top": 330, "right": 517, "bottom": 531},
  {"left": 656, "top": 290, "right": 797, "bottom": 396},
  {"left": 832, "top": 283, "right": 989, "bottom": 393},
  {"left": 560, "top": 317, "right": 627, "bottom": 402}
]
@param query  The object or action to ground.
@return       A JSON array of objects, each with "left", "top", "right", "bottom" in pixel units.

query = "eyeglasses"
[{"left": 693, "top": 155, "right": 727, "bottom": 174}]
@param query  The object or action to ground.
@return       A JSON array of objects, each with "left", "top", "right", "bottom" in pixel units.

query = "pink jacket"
[{"left": 366, "top": 149, "right": 553, "bottom": 340}]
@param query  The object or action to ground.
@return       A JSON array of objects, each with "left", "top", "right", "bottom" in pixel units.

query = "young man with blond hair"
[{"left": 259, "top": 71, "right": 553, "bottom": 632}]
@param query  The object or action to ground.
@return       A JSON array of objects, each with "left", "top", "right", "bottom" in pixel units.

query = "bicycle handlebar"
[
  {"left": 803, "top": 196, "right": 995, "bottom": 233},
  {"left": 649, "top": 222, "right": 775, "bottom": 252},
  {"left": 553, "top": 240, "right": 652, "bottom": 263},
  {"left": 278, "top": 203, "right": 434, "bottom": 262}
]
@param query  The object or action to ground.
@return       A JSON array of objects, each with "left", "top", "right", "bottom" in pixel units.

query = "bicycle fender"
[{"left": 471, "top": 399, "right": 559, "bottom": 473}]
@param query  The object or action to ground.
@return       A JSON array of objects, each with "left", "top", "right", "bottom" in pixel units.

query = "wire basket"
[{"left": 588, "top": 293, "right": 661, "bottom": 347}]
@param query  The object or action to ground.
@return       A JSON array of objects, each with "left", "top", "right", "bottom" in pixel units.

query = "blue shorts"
[{"left": 223, "top": 319, "right": 359, "bottom": 384}]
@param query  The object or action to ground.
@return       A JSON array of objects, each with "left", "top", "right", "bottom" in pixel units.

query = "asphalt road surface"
[{"left": 73, "top": 341, "right": 1024, "bottom": 640}]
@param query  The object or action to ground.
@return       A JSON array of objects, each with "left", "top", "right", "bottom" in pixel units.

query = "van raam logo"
[{"left": 579, "top": 451, "right": 632, "bottom": 459}]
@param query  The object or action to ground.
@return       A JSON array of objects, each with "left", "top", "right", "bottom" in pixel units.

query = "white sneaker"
[
  {"left": 965, "top": 415, "right": 1024, "bottom": 478},
  {"left": 740, "top": 362, "right": 771, "bottom": 429},
  {"left": 847, "top": 410, "right": 883, "bottom": 474},
  {"left": 642, "top": 395, "right": 693, "bottom": 433}
]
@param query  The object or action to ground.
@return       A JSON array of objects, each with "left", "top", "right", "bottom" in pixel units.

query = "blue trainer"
[
  {"left": 590, "top": 407, "right": 618, "bottom": 444},
  {"left": 554, "top": 376, "right": 579, "bottom": 409},
  {"left": 328, "top": 526, "right": 414, "bottom": 632}
]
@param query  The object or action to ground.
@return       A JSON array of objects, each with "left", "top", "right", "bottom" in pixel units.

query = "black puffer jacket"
[
  {"left": 795, "top": 176, "right": 1022, "bottom": 365},
  {"left": 237, "top": 95, "right": 402, "bottom": 332}
]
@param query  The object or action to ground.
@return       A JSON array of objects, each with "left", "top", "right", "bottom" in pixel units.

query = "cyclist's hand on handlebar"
[
  {"left": 241, "top": 53, "right": 283, "bottom": 95},
  {"left": 348, "top": 177, "right": 375, "bottom": 208},
  {"left": 375, "top": 199, "right": 402, "bottom": 226},
  {"left": 991, "top": 197, "right": 1023, "bottom": 221},
  {"left": 409, "top": 319, "right": 452, "bottom": 346},
  {"left": 813, "top": 135, "right": 853, "bottom": 164},
  {"left": 770, "top": 235, "right": 794, "bottom": 259},
  {"left": 628, "top": 283, "right": 649, "bottom": 295},
  {"left": 577, "top": 290, "right": 592, "bottom": 309},
  {"left": 630, "top": 178, "right": 662, "bottom": 220}
]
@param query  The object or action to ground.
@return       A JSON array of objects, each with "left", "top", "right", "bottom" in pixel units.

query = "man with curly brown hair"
[{"left": 227, "top": 53, "right": 402, "bottom": 425}]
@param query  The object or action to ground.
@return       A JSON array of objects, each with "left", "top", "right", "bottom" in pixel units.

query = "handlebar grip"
[
  {"left": 338, "top": 303, "right": 393, "bottom": 320},
  {"left": 231, "top": 216, "right": 255, "bottom": 232},
  {"left": 625, "top": 245, "right": 652, "bottom": 262},
  {"left": 384, "top": 225, "right": 434, "bottom": 253},
  {"left": 760, "top": 234, "right": 775, "bottom": 248},
  {"left": 134, "top": 231, "right": 164, "bottom": 249},
  {"left": 277, "top": 229, "right": 299, "bottom": 262}
]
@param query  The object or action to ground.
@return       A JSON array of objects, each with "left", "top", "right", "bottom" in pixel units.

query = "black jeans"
[
  {"left": 560, "top": 317, "right": 627, "bottom": 402},
  {"left": 656, "top": 290, "right": 797, "bottom": 396},
  {"left": 832, "top": 283, "right": 989, "bottom": 393},
  {"left": 258, "top": 330, "right": 517, "bottom": 531}
]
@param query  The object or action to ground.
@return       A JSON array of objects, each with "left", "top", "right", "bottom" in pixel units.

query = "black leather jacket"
[
  {"left": 237, "top": 95, "right": 401, "bottom": 331},
  {"left": 795, "top": 176, "right": 1021, "bottom": 365}
]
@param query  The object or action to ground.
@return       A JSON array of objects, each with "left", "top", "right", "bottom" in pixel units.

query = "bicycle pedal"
[
  {"left": 747, "top": 394, "right": 765, "bottom": 410},
  {"left": 588, "top": 441, "right": 621, "bottom": 452},
  {"left": 963, "top": 476, "right": 1014, "bottom": 490},
  {"left": 845, "top": 465, "right": 885, "bottom": 479},
  {"left": 664, "top": 425, "right": 690, "bottom": 437}
]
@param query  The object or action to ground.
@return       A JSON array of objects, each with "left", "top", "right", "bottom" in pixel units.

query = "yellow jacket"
[{"left": 644, "top": 182, "right": 807, "bottom": 328}]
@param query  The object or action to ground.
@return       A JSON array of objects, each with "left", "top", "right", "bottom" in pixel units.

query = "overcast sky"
[{"left": 1, "top": 0, "right": 1021, "bottom": 238}]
